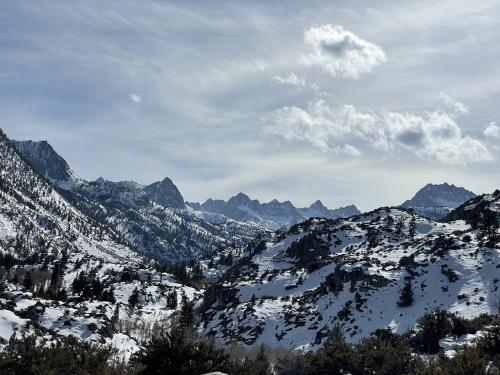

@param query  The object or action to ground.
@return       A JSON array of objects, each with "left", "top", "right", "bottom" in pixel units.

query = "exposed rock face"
[
  {"left": 299, "top": 200, "right": 361, "bottom": 220},
  {"left": 187, "top": 194, "right": 361, "bottom": 228},
  {"left": 13, "top": 138, "right": 265, "bottom": 263},
  {"left": 401, "top": 183, "right": 476, "bottom": 219},
  {"left": 144, "top": 177, "right": 186, "bottom": 209},
  {"left": 12, "top": 140, "right": 81, "bottom": 189}
]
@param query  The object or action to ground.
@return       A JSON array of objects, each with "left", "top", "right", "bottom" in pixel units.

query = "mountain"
[
  {"left": 13, "top": 139, "right": 266, "bottom": 263},
  {"left": 12, "top": 139, "right": 82, "bottom": 189},
  {"left": 0, "top": 128, "right": 192, "bottom": 355},
  {"left": 401, "top": 183, "right": 476, "bottom": 219},
  {"left": 144, "top": 177, "right": 186, "bottom": 209},
  {"left": 299, "top": 200, "right": 360, "bottom": 220},
  {"left": 199, "top": 197, "right": 499, "bottom": 350},
  {"left": 187, "top": 194, "right": 361, "bottom": 228},
  {"left": 445, "top": 189, "right": 500, "bottom": 226}
]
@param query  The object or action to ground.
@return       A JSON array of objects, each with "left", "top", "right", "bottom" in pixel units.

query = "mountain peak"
[
  {"left": 401, "top": 183, "right": 476, "bottom": 219},
  {"left": 143, "top": 176, "right": 186, "bottom": 209},
  {"left": 310, "top": 200, "right": 326, "bottom": 209},
  {"left": 13, "top": 139, "right": 81, "bottom": 189}
]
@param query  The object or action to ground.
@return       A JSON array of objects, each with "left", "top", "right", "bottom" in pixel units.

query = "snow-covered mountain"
[
  {"left": 298, "top": 200, "right": 360, "bottom": 221},
  {"left": 143, "top": 177, "right": 186, "bottom": 210},
  {"left": 0, "top": 128, "right": 200, "bottom": 358},
  {"left": 401, "top": 183, "right": 476, "bottom": 219},
  {"left": 187, "top": 193, "right": 361, "bottom": 229},
  {"left": 13, "top": 140, "right": 266, "bottom": 263},
  {"left": 12, "top": 139, "right": 82, "bottom": 189},
  {"left": 199, "top": 199, "right": 499, "bottom": 350}
]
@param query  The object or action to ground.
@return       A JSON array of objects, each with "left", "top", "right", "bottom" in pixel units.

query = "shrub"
[
  {"left": 0, "top": 334, "right": 118, "bottom": 374},
  {"left": 131, "top": 327, "right": 235, "bottom": 375}
]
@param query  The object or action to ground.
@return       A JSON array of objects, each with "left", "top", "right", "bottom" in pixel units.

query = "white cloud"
[
  {"left": 130, "top": 94, "right": 142, "bottom": 103},
  {"left": 301, "top": 24, "right": 386, "bottom": 79},
  {"left": 438, "top": 92, "right": 469, "bottom": 117},
  {"left": 272, "top": 72, "right": 306, "bottom": 87},
  {"left": 484, "top": 122, "right": 500, "bottom": 138},
  {"left": 265, "top": 97, "right": 493, "bottom": 165}
]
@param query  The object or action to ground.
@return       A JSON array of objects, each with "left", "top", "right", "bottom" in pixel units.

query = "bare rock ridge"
[
  {"left": 401, "top": 183, "right": 476, "bottom": 219},
  {"left": 144, "top": 177, "right": 186, "bottom": 209},
  {"left": 187, "top": 194, "right": 361, "bottom": 228}
]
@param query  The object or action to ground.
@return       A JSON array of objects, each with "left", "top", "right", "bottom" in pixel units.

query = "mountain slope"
[
  {"left": 401, "top": 183, "right": 475, "bottom": 219},
  {"left": 199, "top": 200, "right": 499, "bottom": 350},
  {"left": 13, "top": 140, "right": 266, "bottom": 263},
  {"left": 12, "top": 139, "right": 82, "bottom": 190},
  {"left": 298, "top": 200, "right": 360, "bottom": 220},
  {"left": 143, "top": 177, "right": 186, "bottom": 209},
  {"left": 188, "top": 194, "right": 361, "bottom": 228},
  {"left": 0, "top": 129, "right": 200, "bottom": 358}
]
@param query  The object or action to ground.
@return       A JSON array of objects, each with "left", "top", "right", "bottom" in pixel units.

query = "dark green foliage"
[
  {"left": 412, "top": 308, "right": 451, "bottom": 354},
  {"left": 0, "top": 335, "right": 119, "bottom": 375},
  {"left": 474, "top": 321, "right": 500, "bottom": 360},
  {"left": 131, "top": 327, "right": 234, "bottom": 375},
  {"left": 355, "top": 329, "right": 417, "bottom": 375},
  {"left": 398, "top": 279, "right": 414, "bottom": 307},
  {"left": 190, "top": 261, "right": 203, "bottom": 282},
  {"left": 178, "top": 292, "right": 195, "bottom": 329},
  {"left": 22, "top": 271, "right": 33, "bottom": 291},
  {"left": 128, "top": 287, "right": 142, "bottom": 308},
  {"left": 408, "top": 215, "right": 416, "bottom": 240},
  {"left": 308, "top": 325, "right": 355, "bottom": 375}
]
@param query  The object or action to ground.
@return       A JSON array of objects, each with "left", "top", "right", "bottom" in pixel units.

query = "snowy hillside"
[
  {"left": 199, "top": 203, "right": 499, "bottom": 350},
  {"left": 12, "top": 139, "right": 83, "bottom": 190},
  {"left": 187, "top": 193, "right": 361, "bottom": 229},
  {"left": 14, "top": 139, "right": 266, "bottom": 263},
  {"left": 402, "top": 183, "right": 476, "bottom": 219},
  {"left": 0, "top": 129, "right": 200, "bottom": 358}
]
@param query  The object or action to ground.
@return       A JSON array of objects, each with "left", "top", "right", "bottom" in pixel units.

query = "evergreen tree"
[
  {"left": 397, "top": 279, "right": 414, "bottom": 307},
  {"left": 128, "top": 287, "right": 141, "bottom": 308},
  {"left": 178, "top": 292, "right": 195, "bottom": 330},
  {"left": 22, "top": 272, "right": 33, "bottom": 291},
  {"left": 131, "top": 327, "right": 234, "bottom": 375}
]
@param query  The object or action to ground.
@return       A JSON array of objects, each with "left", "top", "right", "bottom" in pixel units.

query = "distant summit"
[
  {"left": 144, "top": 177, "right": 186, "bottom": 209},
  {"left": 187, "top": 193, "right": 360, "bottom": 228},
  {"left": 298, "top": 200, "right": 360, "bottom": 220},
  {"left": 13, "top": 140, "right": 82, "bottom": 189},
  {"left": 401, "top": 183, "right": 476, "bottom": 219}
]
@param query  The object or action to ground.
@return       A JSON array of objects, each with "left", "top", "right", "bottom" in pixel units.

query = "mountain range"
[
  {"left": 0, "top": 127, "right": 497, "bottom": 362},
  {"left": 187, "top": 194, "right": 361, "bottom": 228},
  {"left": 13, "top": 137, "right": 265, "bottom": 263}
]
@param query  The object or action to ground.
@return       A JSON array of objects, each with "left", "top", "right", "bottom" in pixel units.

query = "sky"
[{"left": 1, "top": 0, "right": 500, "bottom": 211}]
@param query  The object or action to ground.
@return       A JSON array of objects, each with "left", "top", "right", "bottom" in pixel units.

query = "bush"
[
  {"left": 131, "top": 327, "right": 236, "bottom": 375},
  {"left": 412, "top": 309, "right": 451, "bottom": 354},
  {"left": 308, "top": 325, "right": 355, "bottom": 375},
  {"left": 0, "top": 334, "right": 119, "bottom": 374},
  {"left": 397, "top": 280, "right": 414, "bottom": 307},
  {"left": 355, "top": 329, "right": 418, "bottom": 375}
]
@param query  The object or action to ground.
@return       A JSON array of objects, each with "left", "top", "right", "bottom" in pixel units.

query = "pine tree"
[
  {"left": 128, "top": 288, "right": 141, "bottom": 308},
  {"left": 178, "top": 292, "right": 194, "bottom": 329},
  {"left": 22, "top": 272, "right": 33, "bottom": 291},
  {"left": 398, "top": 279, "right": 414, "bottom": 307}
]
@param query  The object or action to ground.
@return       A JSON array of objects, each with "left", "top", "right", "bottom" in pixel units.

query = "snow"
[{"left": 0, "top": 309, "right": 29, "bottom": 342}]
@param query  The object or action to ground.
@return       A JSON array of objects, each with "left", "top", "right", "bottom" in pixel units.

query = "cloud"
[
  {"left": 484, "top": 122, "right": 500, "bottom": 138},
  {"left": 438, "top": 92, "right": 469, "bottom": 117},
  {"left": 130, "top": 94, "right": 142, "bottom": 103},
  {"left": 272, "top": 72, "right": 306, "bottom": 87},
  {"left": 264, "top": 96, "right": 493, "bottom": 165},
  {"left": 301, "top": 24, "right": 386, "bottom": 79}
]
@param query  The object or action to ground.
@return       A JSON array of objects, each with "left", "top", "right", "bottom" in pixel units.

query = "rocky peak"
[
  {"left": 143, "top": 176, "right": 186, "bottom": 209},
  {"left": 401, "top": 183, "right": 476, "bottom": 219},
  {"left": 13, "top": 139, "right": 81, "bottom": 189}
]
